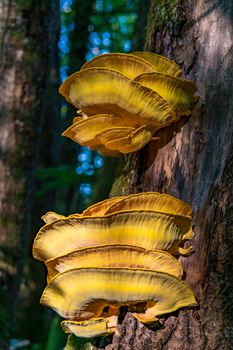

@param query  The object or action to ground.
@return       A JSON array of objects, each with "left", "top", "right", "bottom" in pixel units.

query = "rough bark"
[
  {"left": 0, "top": 0, "right": 59, "bottom": 347},
  {"left": 101, "top": 0, "right": 233, "bottom": 349}
]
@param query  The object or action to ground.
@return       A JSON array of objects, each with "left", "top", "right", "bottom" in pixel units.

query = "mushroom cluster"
[
  {"left": 33, "top": 192, "right": 197, "bottom": 338},
  {"left": 60, "top": 52, "right": 197, "bottom": 155}
]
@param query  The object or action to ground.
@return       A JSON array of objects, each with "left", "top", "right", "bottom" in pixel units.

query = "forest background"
[
  {"left": 0, "top": 0, "right": 148, "bottom": 348},
  {"left": 0, "top": 0, "right": 233, "bottom": 350}
]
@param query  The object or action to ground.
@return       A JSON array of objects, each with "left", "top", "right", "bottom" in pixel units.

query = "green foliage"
[
  {"left": 45, "top": 316, "right": 66, "bottom": 350},
  {"left": 90, "top": 0, "right": 139, "bottom": 52},
  {"left": 64, "top": 335, "right": 94, "bottom": 350},
  {"left": 36, "top": 165, "right": 98, "bottom": 197}
]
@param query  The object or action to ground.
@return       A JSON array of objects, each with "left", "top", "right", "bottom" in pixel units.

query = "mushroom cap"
[
  {"left": 33, "top": 210, "right": 192, "bottom": 261},
  {"left": 40, "top": 268, "right": 197, "bottom": 322},
  {"left": 61, "top": 316, "right": 118, "bottom": 338},
  {"left": 104, "top": 192, "right": 192, "bottom": 217},
  {"left": 59, "top": 53, "right": 198, "bottom": 155},
  {"left": 134, "top": 72, "right": 197, "bottom": 116},
  {"left": 80, "top": 53, "right": 155, "bottom": 79},
  {"left": 130, "top": 52, "right": 182, "bottom": 77},
  {"left": 43, "top": 192, "right": 192, "bottom": 219},
  {"left": 63, "top": 114, "right": 156, "bottom": 154},
  {"left": 82, "top": 196, "right": 125, "bottom": 217},
  {"left": 41, "top": 196, "right": 125, "bottom": 226},
  {"left": 45, "top": 244, "right": 183, "bottom": 282},
  {"left": 94, "top": 144, "right": 121, "bottom": 157},
  {"left": 97, "top": 126, "right": 136, "bottom": 145},
  {"left": 62, "top": 114, "right": 135, "bottom": 148},
  {"left": 59, "top": 68, "right": 176, "bottom": 127},
  {"left": 41, "top": 211, "right": 67, "bottom": 224},
  {"left": 104, "top": 125, "right": 155, "bottom": 153}
]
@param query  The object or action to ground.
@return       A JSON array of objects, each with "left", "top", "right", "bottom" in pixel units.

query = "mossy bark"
[
  {"left": 95, "top": 0, "right": 233, "bottom": 349},
  {"left": 0, "top": 1, "right": 60, "bottom": 348}
]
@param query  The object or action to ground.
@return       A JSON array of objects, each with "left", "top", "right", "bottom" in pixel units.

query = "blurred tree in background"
[
  {"left": 0, "top": 0, "right": 147, "bottom": 349},
  {"left": 0, "top": 0, "right": 60, "bottom": 348}
]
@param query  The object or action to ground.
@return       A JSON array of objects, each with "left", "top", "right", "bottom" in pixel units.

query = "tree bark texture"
[
  {"left": 0, "top": 0, "right": 60, "bottom": 347},
  {"left": 103, "top": 0, "right": 233, "bottom": 349}
]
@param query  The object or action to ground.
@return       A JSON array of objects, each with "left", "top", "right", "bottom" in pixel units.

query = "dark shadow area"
[{"left": 140, "top": 114, "right": 191, "bottom": 171}]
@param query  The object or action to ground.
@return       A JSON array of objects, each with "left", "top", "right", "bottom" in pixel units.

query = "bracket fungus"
[
  {"left": 33, "top": 192, "right": 193, "bottom": 262},
  {"left": 61, "top": 317, "right": 118, "bottom": 338},
  {"left": 81, "top": 191, "right": 192, "bottom": 217},
  {"left": 103, "top": 191, "right": 192, "bottom": 217},
  {"left": 33, "top": 210, "right": 192, "bottom": 261},
  {"left": 45, "top": 245, "right": 183, "bottom": 282},
  {"left": 40, "top": 268, "right": 197, "bottom": 322},
  {"left": 33, "top": 192, "right": 197, "bottom": 339},
  {"left": 59, "top": 52, "right": 197, "bottom": 154}
]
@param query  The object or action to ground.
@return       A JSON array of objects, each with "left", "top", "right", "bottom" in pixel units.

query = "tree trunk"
[
  {"left": 102, "top": 0, "right": 233, "bottom": 349},
  {"left": 0, "top": 0, "right": 59, "bottom": 347}
]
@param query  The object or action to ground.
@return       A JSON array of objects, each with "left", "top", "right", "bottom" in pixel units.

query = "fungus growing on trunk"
[
  {"left": 61, "top": 68, "right": 175, "bottom": 126},
  {"left": 59, "top": 52, "right": 196, "bottom": 154},
  {"left": 81, "top": 195, "right": 125, "bottom": 216},
  {"left": 45, "top": 245, "right": 183, "bottom": 282},
  {"left": 33, "top": 210, "right": 192, "bottom": 261},
  {"left": 80, "top": 53, "right": 155, "bottom": 79},
  {"left": 130, "top": 52, "right": 182, "bottom": 77},
  {"left": 61, "top": 316, "right": 118, "bottom": 338},
  {"left": 134, "top": 73, "right": 196, "bottom": 117},
  {"left": 104, "top": 192, "right": 192, "bottom": 217},
  {"left": 33, "top": 192, "right": 196, "bottom": 339},
  {"left": 40, "top": 268, "right": 197, "bottom": 322}
]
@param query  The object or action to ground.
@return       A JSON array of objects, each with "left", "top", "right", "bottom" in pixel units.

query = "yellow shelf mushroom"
[
  {"left": 130, "top": 52, "right": 182, "bottom": 77},
  {"left": 80, "top": 52, "right": 155, "bottom": 79},
  {"left": 81, "top": 195, "right": 125, "bottom": 217},
  {"left": 62, "top": 114, "right": 129, "bottom": 148},
  {"left": 104, "top": 192, "right": 192, "bottom": 217},
  {"left": 45, "top": 244, "right": 183, "bottom": 282},
  {"left": 33, "top": 210, "right": 192, "bottom": 261},
  {"left": 104, "top": 124, "right": 156, "bottom": 153},
  {"left": 134, "top": 72, "right": 197, "bottom": 117},
  {"left": 41, "top": 192, "right": 192, "bottom": 222},
  {"left": 41, "top": 211, "right": 70, "bottom": 224},
  {"left": 59, "top": 52, "right": 196, "bottom": 154},
  {"left": 33, "top": 192, "right": 196, "bottom": 339},
  {"left": 61, "top": 316, "right": 118, "bottom": 338},
  {"left": 40, "top": 268, "right": 197, "bottom": 322},
  {"left": 60, "top": 68, "right": 176, "bottom": 127}
]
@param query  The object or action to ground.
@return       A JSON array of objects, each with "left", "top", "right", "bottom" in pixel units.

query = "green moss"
[
  {"left": 145, "top": 0, "right": 178, "bottom": 45},
  {"left": 156, "top": 0, "right": 177, "bottom": 28},
  {"left": 110, "top": 154, "right": 139, "bottom": 197}
]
